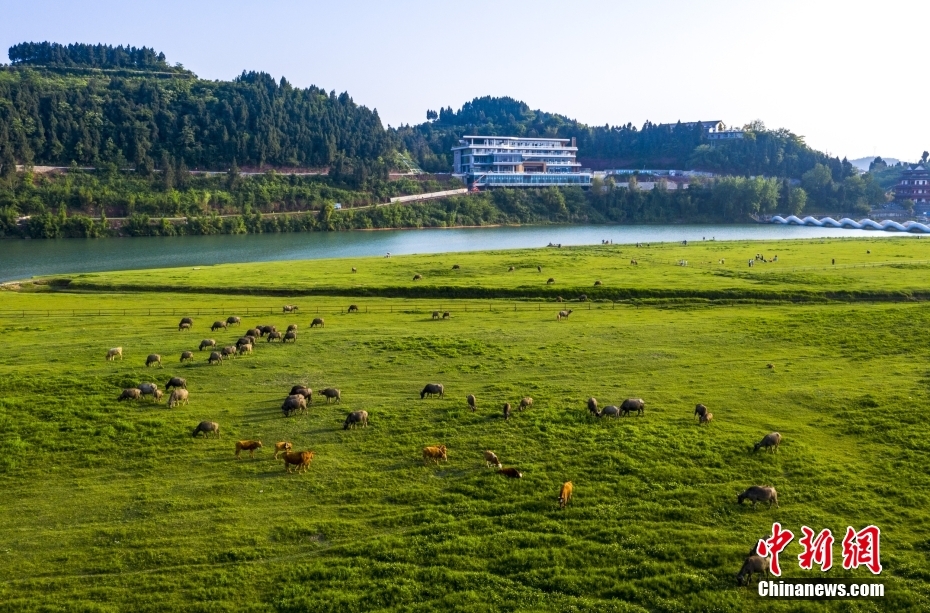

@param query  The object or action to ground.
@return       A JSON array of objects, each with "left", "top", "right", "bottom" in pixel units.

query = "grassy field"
[{"left": 1, "top": 237, "right": 929, "bottom": 612}]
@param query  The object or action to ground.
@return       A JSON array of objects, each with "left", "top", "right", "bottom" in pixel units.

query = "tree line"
[{"left": 8, "top": 42, "right": 182, "bottom": 73}]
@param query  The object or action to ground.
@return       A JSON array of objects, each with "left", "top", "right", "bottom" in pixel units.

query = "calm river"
[{"left": 0, "top": 224, "right": 905, "bottom": 282}]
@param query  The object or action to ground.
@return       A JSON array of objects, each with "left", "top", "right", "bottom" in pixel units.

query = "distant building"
[
  {"left": 658, "top": 120, "right": 743, "bottom": 141},
  {"left": 452, "top": 136, "right": 592, "bottom": 188},
  {"left": 894, "top": 164, "right": 930, "bottom": 205}
]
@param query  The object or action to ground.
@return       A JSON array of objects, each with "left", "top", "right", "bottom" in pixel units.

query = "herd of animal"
[{"left": 105, "top": 307, "right": 786, "bottom": 586}]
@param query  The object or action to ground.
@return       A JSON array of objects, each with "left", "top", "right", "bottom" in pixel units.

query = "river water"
[{"left": 0, "top": 224, "right": 906, "bottom": 282}]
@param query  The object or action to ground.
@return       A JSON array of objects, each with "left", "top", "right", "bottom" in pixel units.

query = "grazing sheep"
[
  {"left": 736, "top": 555, "right": 768, "bottom": 586},
  {"left": 285, "top": 322, "right": 297, "bottom": 332},
  {"left": 273, "top": 441, "right": 292, "bottom": 460},
  {"left": 168, "top": 388, "right": 189, "bottom": 408},
  {"left": 310, "top": 318, "right": 324, "bottom": 328},
  {"left": 235, "top": 440, "right": 263, "bottom": 459},
  {"left": 179, "top": 317, "right": 194, "bottom": 329},
  {"left": 559, "top": 481, "right": 573, "bottom": 508},
  {"left": 594, "top": 280, "right": 602, "bottom": 286},
  {"left": 246, "top": 328, "right": 262, "bottom": 338},
  {"left": 118, "top": 388, "right": 142, "bottom": 401},
  {"left": 211, "top": 320, "right": 228, "bottom": 332},
  {"left": 321, "top": 388, "right": 341, "bottom": 403},
  {"left": 282, "top": 450, "right": 314, "bottom": 473},
  {"left": 237, "top": 343, "right": 253, "bottom": 355},
  {"left": 620, "top": 398, "right": 645, "bottom": 417},
  {"left": 452, "top": 264, "right": 460, "bottom": 270},
  {"left": 466, "top": 394, "right": 477, "bottom": 412},
  {"left": 587, "top": 397, "right": 599, "bottom": 416},
  {"left": 699, "top": 412, "right": 714, "bottom": 425},
  {"left": 283, "top": 305, "right": 299, "bottom": 313},
  {"left": 483, "top": 450, "right": 501, "bottom": 468},
  {"left": 192, "top": 421, "right": 220, "bottom": 438},
  {"left": 281, "top": 394, "right": 308, "bottom": 417},
  {"left": 737, "top": 486, "right": 779, "bottom": 508},
  {"left": 598, "top": 405, "right": 621, "bottom": 418},
  {"left": 432, "top": 311, "right": 440, "bottom": 320},
  {"left": 503, "top": 402, "right": 511, "bottom": 420},
  {"left": 180, "top": 351, "right": 194, "bottom": 363},
  {"left": 266, "top": 331, "right": 283, "bottom": 342},
  {"left": 283, "top": 331, "right": 297, "bottom": 343},
  {"left": 221, "top": 345, "right": 237, "bottom": 358},
  {"left": 179, "top": 322, "right": 192, "bottom": 332},
  {"left": 165, "top": 377, "right": 187, "bottom": 390},
  {"left": 413, "top": 274, "right": 422, "bottom": 281},
  {"left": 421, "top": 383, "right": 444, "bottom": 399},
  {"left": 351, "top": 267, "right": 357, "bottom": 273},
  {"left": 106, "top": 347, "right": 123, "bottom": 361},
  {"left": 259, "top": 325, "right": 276, "bottom": 336},
  {"left": 753, "top": 432, "right": 782, "bottom": 453},
  {"left": 145, "top": 354, "right": 162, "bottom": 368},
  {"left": 578, "top": 294, "right": 588, "bottom": 302},
  {"left": 226, "top": 316, "right": 241, "bottom": 326},
  {"left": 519, "top": 397, "right": 533, "bottom": 411},
  {"left": 290, "top": 386, "right": 313, "bottom": 402},
  {"left": 422, "top": 445, "right": 447, "bottom": 463},
  {"left": 547, "top": 278, "right": 555, "bottom": 284},
  {"left": 208, "top": 351, "right": 223, "bottom": 365},
  {"left": 557, "top": 309, "right": 573, "bottom": 321},
  {"left": 497, "top": 467, "right": 522, "bottom": 478},
  {"left": 199, "top": 339, "right": 216, "bottom": 351},
  {"left": 348, "top": 305, "right": 359, "bottom": 312},
  {"left": 508, "top": 266, "right": 515, "bottom": 272},
  {"left": 442, "top": 311, "right": 450, "bottom": 319},
  {"left": 343, "top": 410, "right": 369, "bottom": 430},
  {"left": 694, "top": 404, "right": 708, "bottom": 420}
]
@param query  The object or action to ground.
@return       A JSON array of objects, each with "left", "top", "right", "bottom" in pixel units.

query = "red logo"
[{"left": 842, "top": 525, "right": 882, "bottom": 575}]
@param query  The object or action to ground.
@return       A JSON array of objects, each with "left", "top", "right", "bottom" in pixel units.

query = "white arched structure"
[{"left": 771, "top": 216, "right": 930, "bottom": 233}]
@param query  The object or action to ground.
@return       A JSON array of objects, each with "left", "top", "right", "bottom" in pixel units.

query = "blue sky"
[{"left": 1, "top": 0, "right": 927, "bottom": 161}]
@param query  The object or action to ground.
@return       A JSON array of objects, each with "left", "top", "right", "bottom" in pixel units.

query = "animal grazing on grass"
[
  {"left": 310, "top": 318, "right": 324, "bottom": 328},
  {"left": 168, "top": 388, "right": 189, "bottom": 408},
  {"left": 178, "top": 322, "right": 192, "bottom": 332},
  {"left": 557, "top": 309, "right": 573, "bottom": 321},
  {"left": 237, "top": 343, "right": 253, "bottom": 355},
  {"left": 620, "top": 398, "right": 645, "bottom": 417},
  {"left": 343, "top": 410, "right": 369, "bottom": 429},
  {"left": 199, "top": 339, "right": 216, "bottom": 351},
  {"left": 421, "top": 383, "right": 444, "bottom": 399},
  {"left": 537, "top": 265, "right": 541, "bottom": 272},
  {"left": 286, "top": 324, "right": 298, "bottom": 333},
  {"left": 577, "top": 294, "right": 587, "bottom": 302},
  {"left": 508, "top": 266, "right": 515, "bottom": 272},
  {"left": 235, "top": 440, "right": 263, "bottom": 459},
  {"left": 321, "top": 388, "right": 341, "bottom": 403},
  {"left": 694, "top": 404, "right": 708, "bottom": 420},
  {"left": 282, "top": 450, "right": 314, "bottom": 473},
  {"left": 273, "top": 441, "right": 292, "bottom": 459},
  {"left": 547, "top": 278, "right": 555, "bottom": 284},
  {"left": 180, "top": 351, "right": 194, "bottom": 363},
  {"left": 519, "top": 397, "right": 533, "bottom": 411},
  {"left": 432, "top": 311, "right": 440, "bottom": 319},
  {"left": 192, "top": 421, "right": 220, "bottom": 438},
  {"left": 281, "top": 394, "right": 308, "bottom": 417},
  {"left": 226, "top": 316, "right": 241, "bottom": 326},
  {"left": 283, "top": 331, "right": 297, "bottom": 343},
  {"left": 699, "top": 412, "right": 713, "bottom": 425},
  {"left": 118, "top": 388, "right": 142, "bottom": 401},
  {"left": 483, "top": 450, "right": 501, "bottom": 468},
  {"left": 753, "top": 432, "right": 782, "bottom": 453},
  {"left": 497, "top": 467, "right": 522, "bottom": 478},
  {"left": 259, "top": 325, "right": 276, "bottom": 336},
  {"left": 423, "top": 445, "right": 447, "bottom": 463},
  {"left": 736, "top": 555, "right": 768, "bottom": 586},
  {"left": 598, "top": 405, "right": 621, "bottom": 418},
  {"left": 466, "top": 394, "right": 476, "bottom": 412},
  {"left": 290, "top": 386, "right": 313, "bottom": 402},
  {"left": 351, "top": 267, "right": 357, "bottom": 273},
  {"left": 630, "top": 259, "right": 638, "bottom": 265},
  {"left": 442, "top": 311, "right": 450, "bottom": 319},
  {"left": 246, "top": 328, "right": 262, "bottom": 338},
  {"left": 208, "top": 351, "right": 223, "bottom": 365},
  {"left": 179, "top": 317, "right": 194, "bottom": 329},
  {"left": 556, "top": 296, "right": 563, "bottom": 302},
  {"left": 145, "top": 354, "right": 162, "bottom": 368},
  {"left": 559, "top": 481, "right": 573, "bottom": 508},
  {"left": 587, "top": 397, "right": 598, "bottom": 416},
  {"left": 211, "top": 320, "right": 228, "bottom": 332},
  {"left": 413, "top": 274, "right": 422, "bottom": 281},
  {"left": 594, "top": 280, "right": 602, "bottom": 286},
  {"left": 737, "top": 486, "right": 778, "bottom": 508},
  {"left": 165, "top": 377, "right": 186, "bottom": 390},
  {"left": 221, "top": 345, "right": 237, "bottom": 358},
  {"left": 267, "top": 331, "right": 283, "bottom": 342},
  {"left": 452, "top": 264, "right": 460, "bottom": 269},
  {"left": 503, "top": 402, "right": 511, "bottom": 420},
  {"left": 766, "top": 363, "right": 775, "bottom": 369},
  {"left": 283, "top": 305, "right": 299, "bottom": 313},
  {"left": 348, "top": 305, "right": 359, "bottom": 312},
  {"left": 106, "top": 347, "right": 123, "bottom": 361}
]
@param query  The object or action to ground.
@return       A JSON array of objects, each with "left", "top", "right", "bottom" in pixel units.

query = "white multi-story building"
[{"left": 452, "top": 136, "right": 592, "bottom": 188}]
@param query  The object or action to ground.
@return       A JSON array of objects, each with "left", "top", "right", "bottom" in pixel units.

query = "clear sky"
[{"left": 1, "top": 0, "right": 926, "bottom": 162}]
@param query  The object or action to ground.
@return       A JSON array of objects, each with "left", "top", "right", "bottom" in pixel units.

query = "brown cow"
[
  {"left": 483, "top": 450, "right": 501, "bottom": 468},
  {"left": 422, "top": 445, "right": 447, "bottom": 464},
  {"left": 283, "top": 450, "right": 314, "bottom": 473},
  {"left": 559, "top": 481, "right": 573, "bottom": 508},
  {"left": 519, "top": 397, "right": 533, "bottom": 411},
  {"left": 118, "top": 388, "right": 142, "bottom": 401},
  {"left": 699, "top": 412, "right": 714, "bottom": 425},
  {"left": 235, "top": 440, "right": 263, "bottom": 459},
  {"left": 273, "top": 441, "right": 292, "bottom": 460}
]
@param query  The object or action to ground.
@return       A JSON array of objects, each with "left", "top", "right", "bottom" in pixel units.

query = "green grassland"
[{"left": 1, "top": 237, "right": 929, "bottom": 612}]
